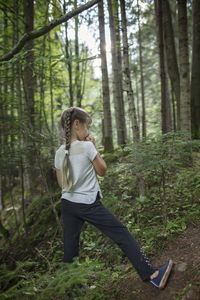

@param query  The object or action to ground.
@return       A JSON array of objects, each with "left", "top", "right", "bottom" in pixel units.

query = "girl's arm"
[
  {"left": 56, "top": 169, "right": 62, "bottom": 188},
  {"left": 93, "top": 153, "right": 107, "bottom": 176},
  {"left": 86, "top": 136, "right": 107, "bottom": 177}
]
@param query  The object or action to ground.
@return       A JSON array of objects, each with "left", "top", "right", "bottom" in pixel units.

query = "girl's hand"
[
  {"left": 85, "top": 135, "right": 96, "bottom": 147},
  {"left": 85, "top": 135, "right": 107, "bottom": 176}
]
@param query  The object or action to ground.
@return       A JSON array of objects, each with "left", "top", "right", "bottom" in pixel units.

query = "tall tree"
[
  {"left": 191, "top": 0, "right": 200, "bottom": 139},
  {"left": 154, "top": 0, "right": 172, "bottom": 134},
  {"left": 74, "top": 0, "right": 82, "bottom": 106},
  {"left": 178, "top": 0, "right": 191, "bottom": 137},
  {"left": 162, "top": 0, "right": 179, "bottom": 130},
  {"left": 23, "top": 0, "right": 35, "bottom": 127},
  {"left": 120, "top": 0, "right": 139, "bottom": 142},
  {"left": 137, "top": 0, "right": 146, "bottom": 139},
  {"left": 63, "top": 0, "right": 74, "bottom": 107},
  {"left": 0, "top": 6, "right": 9, "bottom": 211},
  {"left": 23, "top": 0, "right": 35, "bottom": 190},
  {"left": 98, "top": 0, "right": 114, "bottom": 152},
  {"left": 107, "top": 0, "right": 126, "bottom": 145}
]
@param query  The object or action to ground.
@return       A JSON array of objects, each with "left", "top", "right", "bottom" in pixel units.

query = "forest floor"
[{"left": 111, "top": 220, "right": 200, "bottom": 300}]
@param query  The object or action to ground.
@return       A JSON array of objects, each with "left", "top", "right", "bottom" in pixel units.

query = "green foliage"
[
  {"left": 1, "top": 134, "right": 200, "bottom": 299},
  {"left": 0, "top": 258, "right": 115, "bottom": 300}
]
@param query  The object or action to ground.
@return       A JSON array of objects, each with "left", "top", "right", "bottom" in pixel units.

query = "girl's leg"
[
  {"left": 82, "top": 199, "right": 155, "bottom": 281},
  {"left": 61, "top": 199, "right": 84, "bottom": 262}
]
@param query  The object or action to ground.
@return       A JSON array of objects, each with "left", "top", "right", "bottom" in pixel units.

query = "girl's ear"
[{"left": 73, "top": 119, "right": 80, "bottom": 129}]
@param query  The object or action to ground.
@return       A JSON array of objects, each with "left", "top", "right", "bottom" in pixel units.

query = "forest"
[{"left": 0, "top": 0, "right": 200, "bottom": 299}]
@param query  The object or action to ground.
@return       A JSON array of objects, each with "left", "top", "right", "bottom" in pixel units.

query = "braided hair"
[{"left": 60, "top": 107, "right": 91, "bottom": 191}]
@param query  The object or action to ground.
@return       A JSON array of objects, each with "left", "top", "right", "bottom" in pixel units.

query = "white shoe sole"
[{"left": 159, "top": 259, "right": 173, "bottom": 289}]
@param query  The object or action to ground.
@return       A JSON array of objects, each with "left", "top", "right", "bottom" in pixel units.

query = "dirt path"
[{"left": 113, "top": 221, "right": 200, "bottom": 300}]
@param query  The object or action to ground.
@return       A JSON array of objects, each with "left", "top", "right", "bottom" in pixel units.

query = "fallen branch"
[{"left": 0, "top": 0, "right": 101, "bottom": 62}]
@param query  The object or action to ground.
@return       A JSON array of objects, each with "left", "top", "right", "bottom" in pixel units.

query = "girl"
[{"left": 54, "top": 107, "right": 173, "bottom": 289}]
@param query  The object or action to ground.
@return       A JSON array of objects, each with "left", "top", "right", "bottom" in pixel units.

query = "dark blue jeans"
[{"left": 61, "top": 194, "right": 155, "bottom": 280}]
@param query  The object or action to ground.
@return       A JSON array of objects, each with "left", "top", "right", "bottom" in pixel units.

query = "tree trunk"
[
  {"left": 178, "top": 0, "right": 191, "bottom": 137},
  {"left": 23, "top": 0, "right": 35, "bottom": 127},
  {"left": 98, "top": 0, "right": 114, "bottom": 152},
  {"left": 14, "top": 0, "right": 26, "bottom": 225},
  {"left": 48, "top": 32, "right": 55, "bottom": 132},
  {"left": 0, "top": 9, "right": 9, "bottom": 210},
  {"left": 23, "top": 0, "right": 36, "bottom": 191},
  {"left": 74, "top": 0, "right": 82, "bottom": 107},
  {"left": 191, "top": 0, "right": 200, "bottom": 139},
  {"left": 162, "top": 0, "right": 180, "bottom": 130},
  {"left": 137, "top": 0, "right": 146, "bottom": 139},
  {"left": 133, "top": 67, "right": 140, "bottom": 133},
  {"left": 107, "top": 0, "right": 126, "bottom": 145},
  {"left": 64, "top": 12, "right": 74, "bottom": 107},
  {"left": 154, "top": 0, "right": 172, "bottom": 134},
  {"left": 120, "top": 0, "right": 139, "bottom": 142}
]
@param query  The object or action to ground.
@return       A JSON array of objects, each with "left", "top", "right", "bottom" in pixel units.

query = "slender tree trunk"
[
  {"left": 107, "top": 0, "right": 126, "bottom": 145},
  {"left": 23, "top": 0, "right": 35, "bottom": 191},
  {"left": 120, "top": 0, "right": 146, "bottom": 197},
  {"left": 14, "top": 0, "right": 26, "bottom": 226},
  {"left": 112, "top": 0, "right": 127, "bottom": 142},
  {"left": 11, "top": 14, "right": 16, "bottom": 152},
  {"left": 80, "top": 47, "right": 87, "bottom": 104},
  {"left": 3, "top": 11, "right": 8, "bottom": 150},
  {"left": 120, "top": 0, "right": 139, "bottom": 142},
  {"left": 23, "top": 0, "right": 35, "bottom": 127},
  {"left": 0, "top": 10, "right": 9, "bottom": 210},
  {"left": 48, "top": 33, "right": 54, "bottom": 132},
  {"left": 64, "top": 0, "right": 74, "bottom": 107},
  {"left": 171, "top": 87, "right": 176, "bottom": 131},
  {"left": 178, "top": 0, "right": 191, "bottom": 137},
  {"left": 134, "top": 67, "right": 140, "bottom": 133},
  {"left": 191, "top": 0, "right": 200, "bottom": 139},
  {"left": 137, "top": 0, "right": 146, "bottom": 139},
  {"left": 154, "top": 0, "right": 171, "bottom": 134},
  {"left": 98, "top": 0, "right": 114, "bottom": 152},
  {"left": 0, "top": 81, "right": 3, "bottom": 210},
  {"left": 74, "top": 0, "right": 82, "bottom": 107},
  {"left": 40, "top": 36, "right": 51, "bottom": 134},
  {"left": 162, "top": 0, "right": 180, "bottom": 130}
]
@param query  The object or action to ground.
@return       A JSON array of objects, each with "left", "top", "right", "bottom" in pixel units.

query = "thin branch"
[{"left": 0, "top": 0, "right": 101, "bottom": 62}]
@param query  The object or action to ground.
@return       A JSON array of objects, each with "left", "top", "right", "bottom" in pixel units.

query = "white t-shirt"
[{"left": 54, "top": 140, "right": 102, "bottom": 204}]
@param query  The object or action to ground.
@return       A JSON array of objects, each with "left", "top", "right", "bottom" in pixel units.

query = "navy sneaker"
[{"left": 150, "top": 259, "right": 173, "bottom": 289}]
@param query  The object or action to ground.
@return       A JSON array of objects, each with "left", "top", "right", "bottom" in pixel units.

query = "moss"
[{"left": 104, "top": 136, "right": 114, "bottom": 153}]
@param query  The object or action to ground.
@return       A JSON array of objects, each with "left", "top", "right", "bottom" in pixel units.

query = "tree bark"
[
  {"left": 74, "top": 0, "right": 82, "bottom": 107},
  {"left": 107, "top": 0, "right": 126, "bottom": 145},
  {"left": 48, "top": 33, "right": 55, "bottom": 132},
  {"left": 162, "top": 0, "right": 180, "bottom": 130},
  {"left": 154, "top": 0, "right": 172, "bottom": 134},
  {"left": 191, "top": 0, "right": 200, "bottom": 139},
  {"left": 0, "top": 0, "right": 101, "bottom": 63},
  {"left": 23, "top": 0, "right": 34, "bottom": 127},
  {"left": 178, "top": 0, "right": 191, "bottom": 137},
  {"left": 23, "top": 0, "right": 36, "bottom": 192},
  {"left": 64, "top": 0, "right": 74, "bottom": 107},
  {"left": 137, "top": 0, "right": 146, "bottom": 139},
  {"left": 98, "top": 0, "right": 114, "bottom": 152},
  {"left": 120, "top": 0, "right": 139, "bottom": 142}
]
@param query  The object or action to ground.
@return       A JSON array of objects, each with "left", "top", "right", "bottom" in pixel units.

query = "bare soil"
[{"left": 112, "top": 220, "right": 200, "bottom": 300}]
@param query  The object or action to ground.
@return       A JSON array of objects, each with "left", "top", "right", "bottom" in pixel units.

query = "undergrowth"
[{"left": 0, "top": 133, "right": 200, "bottom": 299}]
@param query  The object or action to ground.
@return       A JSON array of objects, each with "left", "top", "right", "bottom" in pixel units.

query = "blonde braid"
[
  {"left": 63, "top": 109, "right": 72, "bottom": 150},
  {"left": 62, "top": 108, "right": 74, "bottom": 191}
]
